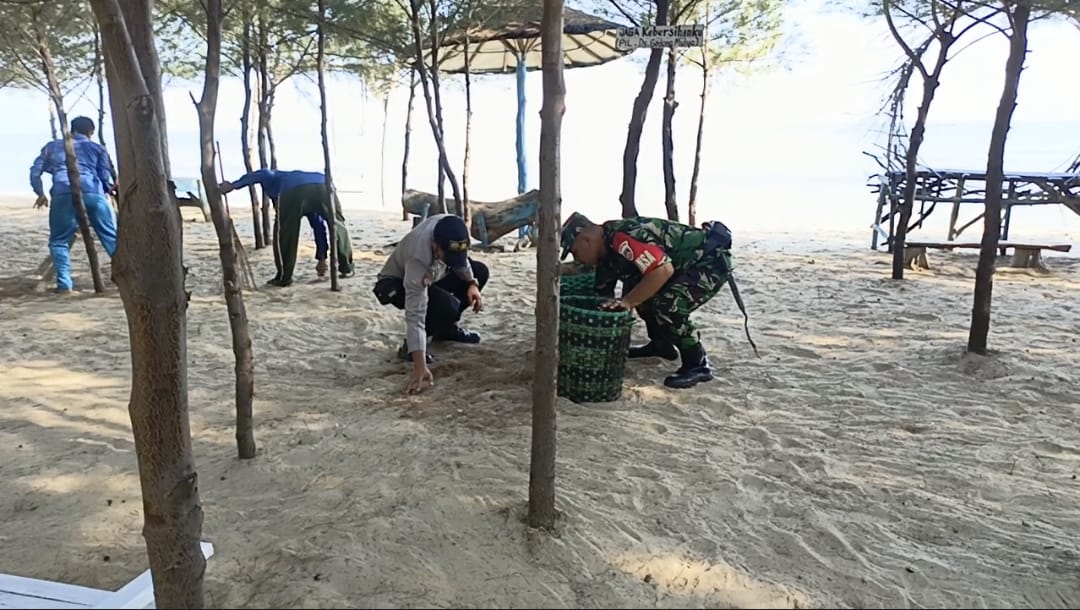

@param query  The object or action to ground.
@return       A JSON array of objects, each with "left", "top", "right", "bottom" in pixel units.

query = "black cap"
[
  {"left": 70, "top": 116, "right": 95, "bottom": 136},
  {"left": 433, "top": 215, "right": 470, "bottom": 270}
]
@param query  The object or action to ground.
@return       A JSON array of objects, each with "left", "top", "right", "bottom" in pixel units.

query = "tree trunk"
[
  {"left": 890, "top": 37, "right": 952, "bottom": 280},
  {"left": 401, "top": 66, "right": 417, "bottom": 220},
  {"left": 661, "top": 44, "right": 679, "bottom": 222},
  {"left": 33, "top": 12, "right": 105, "bottom": 294},
  {"left": 124, "top": 0, "right": 171, "bottom": 178},
  {"left": 462, "top": 31, "right": 473, "bottom": 226},
  {"left": 530, "top": 0, "right": 565, "bottom": 532},
  {"left": 267, "top": 113, "right": 279, "bottom": 170},
  {"left": 427, "top": 0, "right": 452, "bottom": 214},
  {"left": 408, "top": 0, "right": 462, "bottom": 215},
  {"left": 619, "top": 0, "right": 669, "bottom": 218},
  {"left": 48, "top": 96, "right": 58, "bottom": 140},
  {"left": 93, "top": 22, "right": 105, "bottom": 144},
  {"left": 93, "top": 22, "right": 118, "bottom": 188},
  {"left": 90, "top": 0, "right": 206, "bottom": 606},
  {"left": 194, "top": 0, "right": 256, "bottom": 460},
  {"left": 968, "top": 0, "right": 1031, "bottom": 354},
  {"left": 240, "top": 12, "right": 265, "bottom": 249},
  {"left": 256, "top": 14, "right": 273, "bottom": 248},
  {"left": 317, "top": 0, "right": 340, "bottom": 292},
  {"left": 687, "top": 59, "right": 709, "bottom": 228},
  {"left": 380, "top": 91, "right": 390, "bottom": 210}
]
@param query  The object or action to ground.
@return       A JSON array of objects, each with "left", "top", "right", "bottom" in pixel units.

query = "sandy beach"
[{"left": 1, "top": 195, "right": 1078, "bottom": 609}]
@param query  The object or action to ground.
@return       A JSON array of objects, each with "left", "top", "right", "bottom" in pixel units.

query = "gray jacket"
[{"left": 378, "top": 214, "right": 476, "bottom": 354}]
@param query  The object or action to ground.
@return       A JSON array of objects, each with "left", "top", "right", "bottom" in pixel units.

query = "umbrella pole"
[{"left": 516, "top": 52, "right": 532, "bottom": 240}]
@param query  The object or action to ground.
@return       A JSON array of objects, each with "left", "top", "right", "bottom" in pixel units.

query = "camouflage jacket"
[{"left": 593, "top": 216, "right": 716, "bottom": 296}]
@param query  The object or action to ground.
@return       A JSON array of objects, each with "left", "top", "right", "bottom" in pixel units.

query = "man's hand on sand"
[
  {"left": 33, "top": 195, "right": 48, "bottom": 210},
  {"left": 405, "top": 366, "right": 434, "bottom": 394},
  {"left": 466, "top": 283, "right": 483, "bottom": 313}
]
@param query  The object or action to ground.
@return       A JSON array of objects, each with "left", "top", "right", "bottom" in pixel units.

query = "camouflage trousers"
[{"left": 626, "top": 250, "right": 733, "bottom": 350}]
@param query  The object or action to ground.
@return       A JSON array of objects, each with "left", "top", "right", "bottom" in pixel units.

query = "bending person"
[{"left": 220, "top": 169, "right": 354, "bottom": 286}]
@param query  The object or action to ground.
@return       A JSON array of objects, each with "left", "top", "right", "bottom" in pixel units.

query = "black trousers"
[{"left": 375, "top": 258, "right": 490, "bottom": 338}]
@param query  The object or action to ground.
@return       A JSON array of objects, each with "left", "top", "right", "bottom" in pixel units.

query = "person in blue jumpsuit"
[
  {"left": 220, "top": 169, "right": 354, "bottom": 287},
  {"left": 307, "top": 213, "right": 330, "bottom": 278},
  {"left": 29, "top": 116, "right": 118, "bottom": 293}
]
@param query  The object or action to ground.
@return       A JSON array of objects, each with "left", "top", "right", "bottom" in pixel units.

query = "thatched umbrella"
[{"left": 428, "top": 6, "right": 630, "bottom": 215}]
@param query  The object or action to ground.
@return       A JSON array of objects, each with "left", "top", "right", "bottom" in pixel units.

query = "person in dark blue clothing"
[
  {"left": 29, "top": 116, "right": 118, "bottom": 293},
  {"left": 307, "top": 212, "right": 330, "bottom": 278},
  {"left": 220, "top": 168, "right": 354, "bottom": 287}
]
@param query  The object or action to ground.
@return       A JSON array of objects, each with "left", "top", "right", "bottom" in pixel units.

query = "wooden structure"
[
  {"left": 401, "top": 189, "right": 540, "bottom": 249},
  {"left": 868, "top": 167, "right": 1080, "bottom": 251},
  {"left": 904, "top": 240, "right": 1072, "bottom": 272},
  {"left": 172, "top": 178, "right": 212, "bottom": 221},
  {"left": 0, "top": 541, "right": 214, "bottom": 609}
]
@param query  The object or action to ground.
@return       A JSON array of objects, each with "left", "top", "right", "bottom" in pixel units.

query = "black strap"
[
  {"left": 702, "top": 222, "right": 759, "bottom": 358},
  {"left": 725, "top": 273, "right": 759, "bottom": 358}
]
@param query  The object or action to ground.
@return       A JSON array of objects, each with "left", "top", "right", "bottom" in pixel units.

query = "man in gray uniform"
[{"left": 373, "top": 214, "right": 490, "bottom": 393}]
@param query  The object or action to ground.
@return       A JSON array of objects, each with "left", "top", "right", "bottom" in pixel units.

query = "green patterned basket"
[
  {"left": 560, "top": 270, "right": 596, "bottom": 297},
  {"left": 558, "top": 296, "right": 636, "bottom": 403}
]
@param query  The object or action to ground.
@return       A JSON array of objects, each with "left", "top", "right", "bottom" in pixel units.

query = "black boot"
[
  {"left": 628, "top": 314, "right": 678, "bottom": 360},
  {"left": 664, "top": 343, "right": 713, "bottom": 389},
  {"left": 398, "top": 340, "right": 434, "bottom": 364}
]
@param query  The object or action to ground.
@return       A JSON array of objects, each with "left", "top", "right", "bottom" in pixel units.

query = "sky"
[{"left": 1, "top": 1, "right": 1078, "bottom": 241}]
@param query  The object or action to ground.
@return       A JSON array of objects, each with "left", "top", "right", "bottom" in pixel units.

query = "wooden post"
[
  {"left": 1000, "top": 181, "right": 1015, "bottom": 255},
  {"left": 529, "top": 0, "right": 566, "bottom": 532},
  {"left": 947, "top": 176, "right": 965, "bottom": 240}
]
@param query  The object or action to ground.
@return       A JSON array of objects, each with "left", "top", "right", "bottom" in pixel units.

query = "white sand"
[{"left": 1, "top": 195, "right": 1079, "bottom": 608}]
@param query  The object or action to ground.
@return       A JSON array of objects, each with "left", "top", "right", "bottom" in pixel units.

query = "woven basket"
[
  {"left": 558, "top": 296, "right": 635, "bottom": 403},
  {"left": 560, "top": 270, "right": 597, "bottom": 298}
]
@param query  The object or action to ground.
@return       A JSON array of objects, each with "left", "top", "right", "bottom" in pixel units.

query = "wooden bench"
[
  {"left": 0, "top": 541, "right": 214, "bottom": 609},
  {"left": 904, "top": 241, "right": 1073, "bottom": 271}
]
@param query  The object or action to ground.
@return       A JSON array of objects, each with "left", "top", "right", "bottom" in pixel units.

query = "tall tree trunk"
[
  {"left": 401, "top": 66, "right": 417, "bottom": 220},
  {"left": 256, "top": 14, "right": 273, "bottom": 248},
  {"left": 316, "top": 0, "right": 339, "bottom": 292},
  {"left": 90, "top": 0, "right": 206, "bottom": 607},
  {"left": 240, "top": 12, "right": 265, "bottom": 249},
  {"left": 427, "top": 0, "right": 451, "bottom": 213},
  {"left": 33, "top": 12, "right": 105, "bottom": 293},
  {"left": 968, "top": 0, "right": 1031, "bottom": 354},
  {"left": 884, "top": 2, "right": 954, "bottom": 280},
  {"left": 687, "top": 58, "right": 709, "bottom": 228},
  {"left": 47, "top": 97, "right": 58, "bottom": 140},
  {"left": 380, "top": 91, "right": 390, "bottom": 210},
  {"left": 530, "top": 0, "right": 565, "bottom": 532},
  {"left": 124, "top": 0, "right": 171, "bottom": 178},
  {"left": 408, "top": 0, "right": 461, "bottom": 215},
  {"left": 194, "top": 0, "right": 256, "bottom": 460},
  {"left": 661, "top": 44, "right": 679, "bottom": 222},
  {"left": 890, "top": 64, "right": 946, "bottom": 279},
  {"left": 93, "top": 21, "right": 118, "bottom": 189},
  {"left": 267, "top": 110, "right": 279, "bottom": 170},
  {"left": 93, "top": 21, "right": 106, "bottom": 147},
  {"left": 462, "top": 30, "right": 473, "bottom": 226},
  {"left": 619, "top": 0, "right": 670, "bottom": 218}
]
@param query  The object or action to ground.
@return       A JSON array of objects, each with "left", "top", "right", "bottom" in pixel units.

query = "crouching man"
[
  {"left": 559, "top": 212, "right": 739, "bottom": 389},
  {"left": 374, "top": 214, "right": 489, "bottom": 393}
]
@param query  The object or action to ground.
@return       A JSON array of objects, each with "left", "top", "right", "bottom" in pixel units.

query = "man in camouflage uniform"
[{"left": 559, "top": 212, "right": 735, "bottom": 389}]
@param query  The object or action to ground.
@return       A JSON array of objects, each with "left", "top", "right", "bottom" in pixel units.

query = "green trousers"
[{"left": 274, "top": 183, "right": 354, "bottom": 285}]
